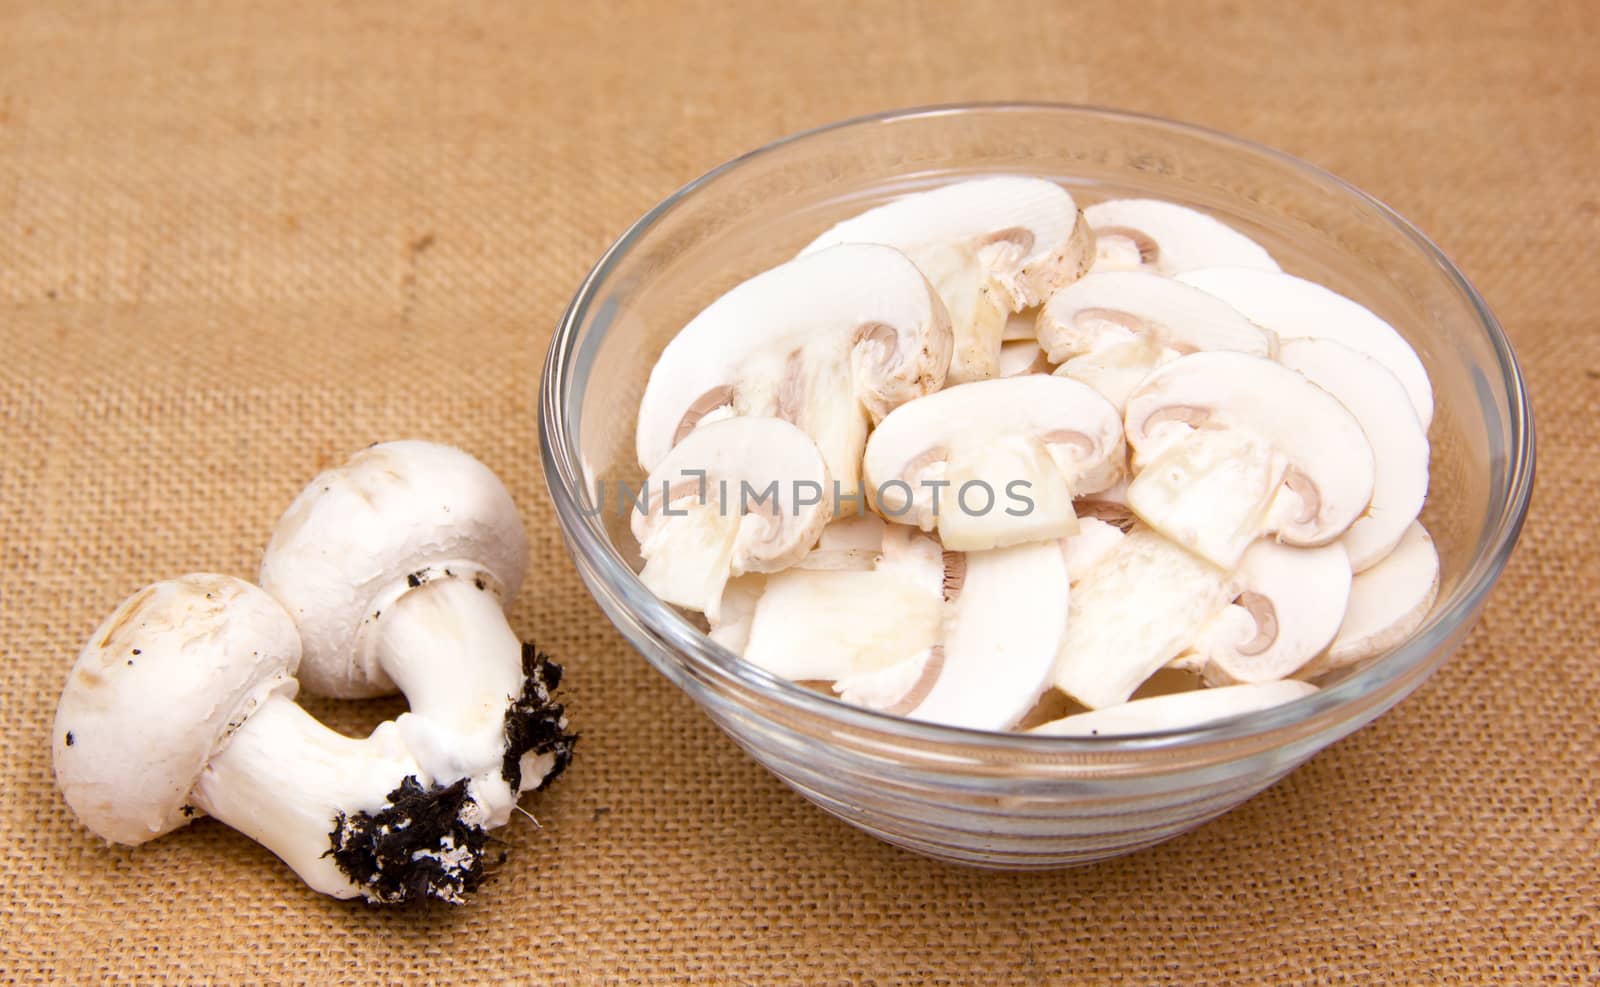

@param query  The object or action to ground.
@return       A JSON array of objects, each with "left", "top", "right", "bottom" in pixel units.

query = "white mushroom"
[
  {"left": 1125, "top": 428, "right": 1287, "bottom": 571},
  {"left": 1036, "top": 271, "right": 1275, "bottom": 409},
  {"left": 1278, "top": 338, "right": 1431, "bottom": 570},
  {"left": 905, "top": 539, "right": 1070, "bottom": 731},
  {"left": 1123, "top": 351, "right": 1376, "bottom": 568},
  {"left": 53, "top": 575, "right": 494, "bottom": 903},
  {"left": 1178, "top": 267, "right": 1434, "bottom": 430},
  {"left": 1084, "top": 198, "right": 1280, "bottom": 276},
  {"left": 1030, "top": 680, "right": 1317, "bottom": 736},
  {"left": 1302, "top": 521, "right": 1440, "bottom": 675},
  {"left": 635, "top": 243, "right": 952, "bottom": 494},
  {"left": 861, "top": 375, "right": 1125, "bottom": 551},
  {"left": 1184, "top": 539, "right": 1352, "bottom": 685},
  {"left": 741, "top": 525, "right": 945, "bottom": 693},
  {"left": 1002, "top": 307, "right": 1040, "bottom": 341},
  {"left": 1053, "top": 529, "right": 1235, "bottom": 709},
  {"left": 630, "top": 416, "right": 831, "bottom": 621},
  {"left": 802, "top": 176, "right": 1093, "bottom": 383},
  {"left": 259, "top": 441, "right": 575, "bottom": 829},
  {"left": 1060, "top": 516, "right": 1125, "bottom": 582},
  {"left": 998, "top": 339, "right": 1052, "bottom": 377}
]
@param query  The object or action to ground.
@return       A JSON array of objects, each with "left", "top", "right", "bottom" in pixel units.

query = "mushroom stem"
[
  {"left": 371, "top": 575, "right": 554, "bottom": 825},
  {"left": 191, "top": 693, "right": 488, "bottom": 904}
]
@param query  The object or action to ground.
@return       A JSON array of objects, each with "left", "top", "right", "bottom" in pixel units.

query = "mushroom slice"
[
  {"left": 999, "top": 340, "right": 1052, "bottom": 377},
  {"left": 1278, "top": 338, "right": 1430, "bottom": 571},
  {"left": 905, "top": 540, "right": 1070, "bottom": 731},
  {"left": 1178, "top": 267, "right": 1434, "bottom": 430},
  {"left": 632, "top": 416, "right": 831, "bottom": 621},
  {"left": 794, "top": 512, "right": 889, "bottom": 571},
  {"left": 1060, "top": 516, "right": 1125, "bottom": 582},
  {"left": 741, "top": 525, "right": 944, "bottom": 687},
  {"left": 1053, "top": 529, "right": 1235, "bottom": 709},
  {"left": 708, "top": 574, "right": 766, "bottom": 654},
  {"left": 1124, "top": 351, "right": 1376, "bottom": 562},
  {"left": 1036, "top": 271, "right": 1275, "bottom": 365},
  {"left": 635, "top": 243, "right": 952, "bottom": 494},
  {"left": 802, "top": 176, "right": 1092, "bottom": 383},
  {"left": 1029, "top": 681, "right": 1317, "bottom": 736},
  {"left": 862, "top": 376, "right": 1125, "bottom": 552},
  {"left": 1186, "top": 540, "right": 1352, "bottom": 685},
  {"left": 1002, "top": 307, "right": 1040, "bottom": 341},
  {"left": 1084, "top": 198, "right": 1280, "bottom": 276},
  {"left": 1126, "top": 428, "right": 1288, "bottom": 570},
  {"left": 1303, "top": 521, "right": 1440, "bottom": 675}
]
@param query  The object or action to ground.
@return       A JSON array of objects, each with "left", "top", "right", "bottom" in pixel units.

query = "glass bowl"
[{"left": 539, "top": 104, "right": 1534, "bottom": 868}]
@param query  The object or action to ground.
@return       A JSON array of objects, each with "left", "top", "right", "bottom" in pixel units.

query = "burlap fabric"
[{"left": 2, "top": 2, "right": 1595, "bottom": 983}]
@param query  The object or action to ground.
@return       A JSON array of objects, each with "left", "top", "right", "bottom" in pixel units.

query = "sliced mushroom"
[
  {"left": 1002, "top": 307, "right": 1040, "bottom": 341},
  {"left": 1084, "top": 199, "right": 1280, "bottom": 276},
  {"left": 1124, "top": 351, "right": 1376, "bottom": 566},
  {"left": 741, "top": 525, "right": 944, "bottom": 686},
  {"left": 1302, "top": 521, "right": 1439, "bottom": 675},
  {"left": 1178, "top": 267, "right": 1434, "bottom": 430},
  {"left": 905, "top": 540, "right": 1070, "bottom": 730},
  {"left": 1278, "top": 338, "right": 1430, "bottom": 571},
  {"left": 708, "top": 574, "right": 765, "bottom": 654},
  {"left": 1053, "top": 529, "right": 1235, "bottom": 709},
  {"left": 1029, "top": 680, "right": 1317, "bottom": 736},
  {"left": 1060, "top": 516, "right": 1125, "bottom": 582},
  {"left": 635, "top": 243, "right": 952, "bottom": 494},
  {"left": 802, "top": 177, "right": 1092, "bottom": 383},
  {"left": 632, "top": 416, "right": 831, "bottom": 621},
  {"left": 1125, "top": 427, "right": 1287, "bottom": 570},
  {"left": 862, "top": 375, "right": 1125, "bottom": 551},
  {"left": 793, "top": 512, "right": 889, "bottom": 571},
  {"left": 1036, "top": 270, "right": 1275, "bottom": 365},
  {"left": 998, "top": 340, "right": 1052, "bottom": 377},
  {"left": 1185, "top": 539, "right": 1352, "bottom": 684}
]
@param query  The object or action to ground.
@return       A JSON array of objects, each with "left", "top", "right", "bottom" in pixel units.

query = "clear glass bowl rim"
[{"left": 539, "top": 101, "right": 1535, "bottom": 756}]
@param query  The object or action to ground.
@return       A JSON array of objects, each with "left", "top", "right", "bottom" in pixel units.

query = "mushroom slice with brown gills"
[
  {"left": 802, "top": 176, "right": 1092, "bottom": 384},
  {"left": 632, "top": 415, "right": 831, "bottom": 621},
  {"left": 1278, "top": 338, "right": 1430, "bottom": 571},
  {"left": 740, "top": 525, "right": 946, "bottom": 706},
  {"left": 1037, "top": 271, "right": 1276, "bottom": 410},
  {"left": 861, "top": 375, "right": 1125, "bottom": 552},
  {"left": 1179, "top": 267, "right": 1434, "bottom": 430},
  {"left": 1030, "top": 680, "right": 1317, "bottom": 736},
  {"left": 635, "top": 243, "right": 952, "bottom": 497},
  {"left": 1084, "top": 198, "right": 1281, "bottom": 276},
  {"left": 1123, "top": 351, "right": 1376, "bottom": 570},
  {"left": 1053, "top": 528, "right": 1236, "bottom": 709},
  {"left": 902, "top": 539, "right": 1070, "bottom": 731},
  {"left": 1300, "top": 521, "right": 1440, "bottom": 677},
  {"left": 1183, "top": 539, "right": 1352, "bottom": 685}
]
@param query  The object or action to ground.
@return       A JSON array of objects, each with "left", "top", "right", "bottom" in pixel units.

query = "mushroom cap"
[
  {"left": 1084, "top": 198, "right": 1281, "bottom": 276},
  {"left": 259, "top": 441, "right": 528, "bottom": 698},
  {"left": 1030, "top": 680, "right": 1317, "bottom": 737},
  {"left": 1178, "top": 267, "right": 1434, "bottom": 430},
  {"left": 52, "top": 574, "right": 300, "bottom": 845},
  {"left": 634, "top": 243, "right": 952, "bottom": 477},
  {"left": 1123, "top": 351, "right": 1376, "bottom": 547}
]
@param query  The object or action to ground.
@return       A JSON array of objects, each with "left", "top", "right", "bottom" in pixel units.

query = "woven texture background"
[{"left": 2, "top": 2, "right": 1596, "bottom": 983}]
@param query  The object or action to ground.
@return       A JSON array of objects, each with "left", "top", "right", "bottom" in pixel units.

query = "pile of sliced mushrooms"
[
  {"left": 632, "top": 177, "right": 1441, "bottom": 735},
  {"left": 53, "top": 442, "right": 576, "bottom": 903}
]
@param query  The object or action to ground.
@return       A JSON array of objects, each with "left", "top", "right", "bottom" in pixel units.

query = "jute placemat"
[{"left": 2, "top": 2, "right": 1595, "bottom": 983}]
